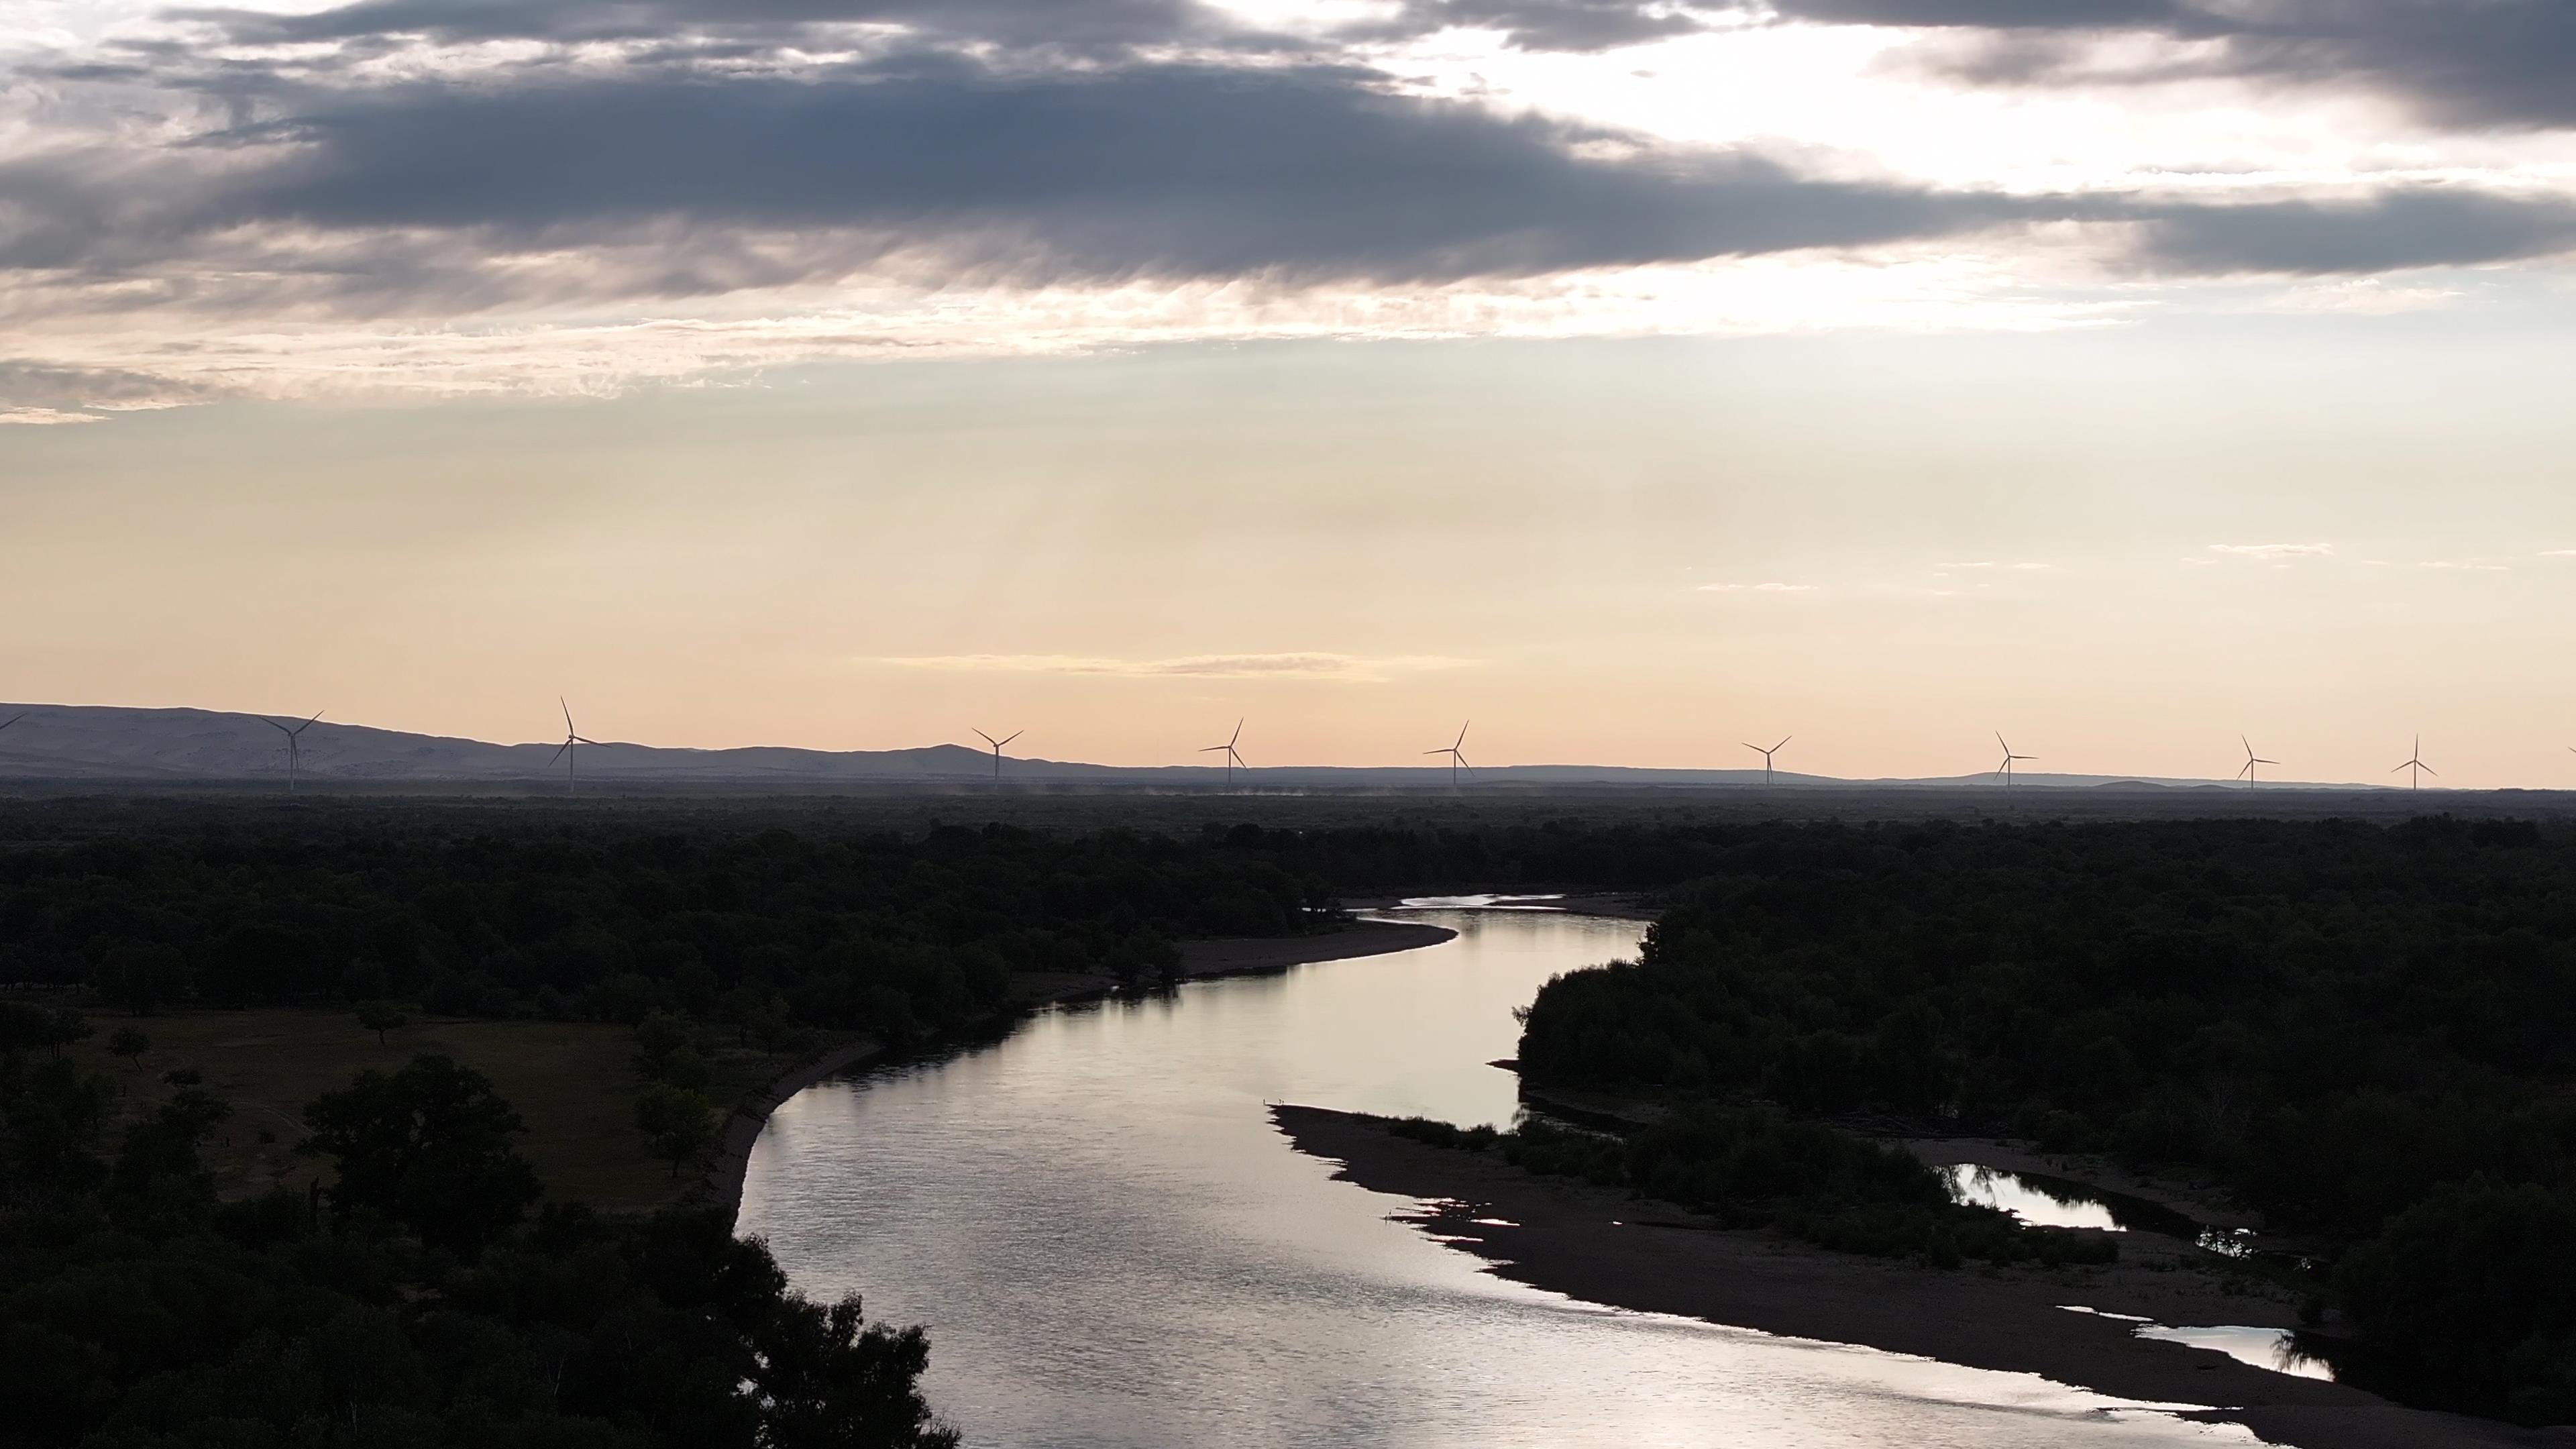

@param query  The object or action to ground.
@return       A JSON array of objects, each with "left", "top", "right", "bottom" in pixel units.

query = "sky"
[{"left": 5, "top": 0, "right": 2576, "bottom": 786}]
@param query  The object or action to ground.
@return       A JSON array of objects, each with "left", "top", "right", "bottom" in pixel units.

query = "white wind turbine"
[
  {"left": 1425, "top": 721, "right": 1473, "bottom": 786},
  {"left": 2237, "top": 735, "right": 2277, "bottom": 789},
  {"left": 973, "top": 729, "right": 1022, "bottom": 782},
  {"left": 1199, "top": 718, "right": 1248, "bottom": 789},
  {"left": 1743, "top": 735, "right": 1791, "bottom": 788},
  {"left": 550, "top": 698, "right": 598, "bottom": 794},
  {"left": 1994, "top": 732, "right": 2035, "bottom": 788},
  {"left": 2392, "top": 736, "right": 2435, "bottom": 791},
  {"left": 263, "top": 710, "right": 325, "bottom": 794}
]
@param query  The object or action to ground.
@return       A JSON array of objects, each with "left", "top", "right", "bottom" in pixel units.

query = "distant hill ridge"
[{"left": 0, "top": 702, "right": 2376, "bottom": 790}]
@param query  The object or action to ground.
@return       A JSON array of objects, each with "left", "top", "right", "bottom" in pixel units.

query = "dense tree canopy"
[
  {"left": 0, "top": 1042, "right": 957, "bottom": 1448},
  {"left": 1511, "top": 816, "right": 2576, "bottom": 1421}
]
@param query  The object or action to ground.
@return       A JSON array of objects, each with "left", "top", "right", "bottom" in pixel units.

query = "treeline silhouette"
[
  {"left": 0, "top": 1042, "right": 956, "bottom": 1447},
  {"left": 0, "top": 821, "right": 1333, "bottom": 1036},
  {"left": 1509, "top": 815, "right": 2576, "bottom": 1423}
]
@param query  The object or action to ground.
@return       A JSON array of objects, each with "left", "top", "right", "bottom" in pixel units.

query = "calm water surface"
[{"left": 739, "top": 909, "right": 2261, "bottom": 1448}]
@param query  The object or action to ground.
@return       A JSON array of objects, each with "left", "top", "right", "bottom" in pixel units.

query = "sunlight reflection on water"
[{"left": 739, "top": 910, "right": 2265, "bottom": 1449}]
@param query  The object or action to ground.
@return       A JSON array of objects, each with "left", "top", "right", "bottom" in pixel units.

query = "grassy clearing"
[{"left": 64, "top": 1008, "right": 796, "bottom": 1213}]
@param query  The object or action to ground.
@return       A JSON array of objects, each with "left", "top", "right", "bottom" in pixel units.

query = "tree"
[
  {"left": 356, "top": 1001, "right": 409, "bottom": 1046},
  {"left": 106, "top": 1026, "right": 148, "bottom": 1069},
  {"left": 635, "top": 1083, "right": 718, "bottom": 1179},
  {"left": 44, "top": 1008, "right": 95, "bottom": 1058},
  {"left": 747, "top": 1293, "right": 961, "bottom": 1448},
  {"left": 304, "top": 1054, "right": 540, "bottom": 1253}
]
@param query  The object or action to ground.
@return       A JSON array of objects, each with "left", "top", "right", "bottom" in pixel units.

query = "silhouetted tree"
[
  {"left": 105, "top": 1026, "right": 148, "bottom": 1069},
  {"left": 636, "top": 1083, "right": 718, "bottom": 1179},
  {"left": 356, "top": 1000, "right": 408, "bottom": 1046},
  {"left": 305, "top": 1053, "right": 540, "bottom": 1253}
]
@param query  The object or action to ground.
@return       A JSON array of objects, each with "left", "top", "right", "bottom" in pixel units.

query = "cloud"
[
  {"left": 9, "top": 2, "right": 2576, "bottom": 407},
  {"left": 1935, "top": 560, "right": 2053, "bottom": 571},
  {"left": 2417, "top": 559, "right": 2511, "bottom": 572},
  {"left": 2208, "top": 542, "right": 2332, "bottom": 559},
  {"left": 1697, "top": 582, "right": 1819, "bottom": 592},
  {"left": 865, "top": 651, "right": 1474, "bottom": 680},
  {"left": 1780, "top": 0, "right": 2576, "bottom": 133},
  {"left": 2540, "top": 550, "right": 2576, "bottom": 557},
  {"left": 1358, "top": 0, "right": 1716, "bottom": 52},
  {"left": 0, "top": 407, "right": 105, "bottom": 425}
]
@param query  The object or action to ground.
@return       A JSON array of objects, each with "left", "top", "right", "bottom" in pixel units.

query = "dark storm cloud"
[
  {"left": 175, "top": 0, "right": 1716, "bottom": 54},
  {"left": 214, "top": 64, "right": 2037, "bottom": 284},
  {"left": 1766, "top": 0, "right": 2576, "bottom": 132},
  {"left": 2128, "top": 190, "right": 2576, "bottom": 276},
  {"left": 11, "top": 51, "right": 2576, "bottom": 310},
  {"left": 178, "top": 0, "right": 1229, "bottom": 50}
]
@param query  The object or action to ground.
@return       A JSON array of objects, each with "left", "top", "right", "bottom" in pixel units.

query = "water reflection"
[
  {"left": 2137, "top": 1325, "right": 2334, "bottom": 1382},
  {"left": 1941, "top": 1165, "right": 2125, "bottom": 1232},
  {"left": 739, "top": 910, "right": 2265, "bottom": 1448}
]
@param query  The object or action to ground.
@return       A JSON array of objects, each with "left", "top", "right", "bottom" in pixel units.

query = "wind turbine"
[
  {"left": 550, "top": 698, "right": 597, "bottom": 794},
  {"left": 973, "top": 729, "right": 1022, "bottom": 781},
  {"left": 1994, "top": 732, "right": 2035, "bottom": 788},
  {"left": 262, "top": 710, "right": 324, "bottom": 794},
  {"left": 2237, "top": 735, "right": 2277, "bottom": 789},
  {"left": 1199, "top": 718, "right": 1247, "bottom": 789},
  {"left": 2392, "top": 736, "right": 2435, "bottom": 791},
  {"left": 1743, "top": 735, "right": 1791, "bottom": 788},
  {"left": 1425, "top": 721, "right": 1473, "bottom": 786}
]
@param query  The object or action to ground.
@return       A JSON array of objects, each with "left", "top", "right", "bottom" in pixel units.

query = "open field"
[{"left": 64, "top": 1008, "right": 800, "bottom": 1212}]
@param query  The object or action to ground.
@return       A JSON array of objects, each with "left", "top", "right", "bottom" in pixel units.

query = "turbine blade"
[
  {"left": 1995, "top": 731, "right": 2008, "bottom": 751},
  {"left": 1000, "top": 731, "right": 1022, "bottom": 747},
  {"left": 1773, "top": 737, "right": 1791, "bottom": 753},
  {"left": 549, "top": 741, "right": 570, "bottom": 767},
  {"left": 1200, "top": 745, "right": 1228, "bottom": 753},
  {"left": 561, "top": 697, "right": 574, "bottom": 732},
  {"left": 1456, "top": 722, "right": 1470, "bottom": 748},
  {"left": 975, "top": 730, "right": 998, "bottom": 747},
  {"left": 2422, "top": 763, "right": 2438, "bottom": 776},
  {"left": 1742, "top": 743, "right": 1761, "bottom": 754},
  {"left": 1230, "top": 718, "right": 1243, "bottom": 745},
  {"left": 574, "top": 735, "right": 598, "bottom": 745},
  {"left": 0, "top": 712, "right": 23, "bottom": 731}
]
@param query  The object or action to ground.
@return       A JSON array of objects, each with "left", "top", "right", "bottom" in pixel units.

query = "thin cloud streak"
[
  {"left": 2210, "top": 542, "right": 2333, "bottom": 559},
  {"left": 864, "top": 652, "right": 1477, "bottom": 681}
]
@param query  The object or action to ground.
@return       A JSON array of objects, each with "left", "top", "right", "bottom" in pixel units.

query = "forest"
[
  {"left": 1510, "top": 814, "right": 2576, "bottom": 1422},
  {"left": 0, "top": 1042, "right": 956, "bottom": 1448},
  {"left": 7, "top": 802, "right": 2575, "bottom": 1430},
  {"left": 0, "top": 812, "right": 1336, "bottom": 1038}
]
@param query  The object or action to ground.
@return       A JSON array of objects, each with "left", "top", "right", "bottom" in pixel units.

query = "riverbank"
[
  {"left": 702, "top": 919, "right": 1460, "bottom": 1212},
  {"left": 1273, "top": 1104, "right": 2555, "bottom": 1449}
]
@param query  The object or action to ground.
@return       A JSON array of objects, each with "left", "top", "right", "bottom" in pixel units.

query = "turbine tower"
[
  {"left": 1199, "top": 718, "right": 1248, "bottom": 789},
  {"left": 1743, "top": 735, "right": 1791, "bottom": 788},
  {"left": 2237, "top": 735, "right": 2277, "bottom": 789},
  {"left": 550, "top": 698, "right": 598, "bottom": 795},
  {"left": 1425, "top": 721, "right": 1473, "bottom": 786},
  {"left": 2392, "top": 735, "right": 2435, "bottom": 791},
  {"left": 262, "top": 710, "right": 325, "bottom": 794},
  {"left": 973, "top": 729, "right": 1022, "bottom": 782},
  {"left": 1994, "top": 732, "right": 2035, "bottom": 788}
]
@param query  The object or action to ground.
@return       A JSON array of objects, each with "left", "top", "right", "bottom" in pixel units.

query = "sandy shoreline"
[
  {"left": 1272, "top": 1104, "right": 2554, "bottom": 1449},
  {"left": 700, "top": 919, "right": 1458, "bottom": 1212}
]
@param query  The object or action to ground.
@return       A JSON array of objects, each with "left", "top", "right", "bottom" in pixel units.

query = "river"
[{"left": 737, "top": 904, "right": 2263, "bottom": 1448}]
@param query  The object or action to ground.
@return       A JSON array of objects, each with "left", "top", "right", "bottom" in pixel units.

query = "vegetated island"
[{"left": 1281, "top": 816, "right": 2576, "bottom": 1449}]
